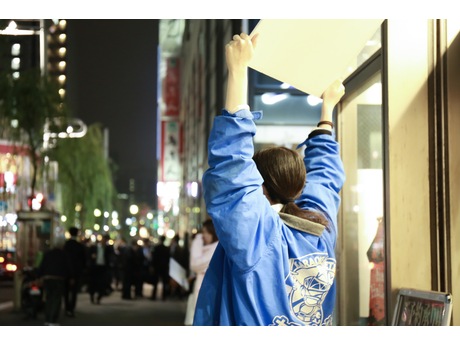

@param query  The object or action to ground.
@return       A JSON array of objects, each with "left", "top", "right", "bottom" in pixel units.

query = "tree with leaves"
[
  {"left": 45, "top": 123, "right": 117, "bottom": 230},
  {"left": 0, "top": 68, "right": 68, "bottom": 208}
]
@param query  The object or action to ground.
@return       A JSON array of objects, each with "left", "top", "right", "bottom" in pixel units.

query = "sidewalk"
[{"left": 0, "top": 284, "right": 188, "bottom": 326}]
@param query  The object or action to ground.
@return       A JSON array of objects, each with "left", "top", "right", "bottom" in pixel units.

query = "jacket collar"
[{"left": 271, "top": 203, "right": 325, "bottom": 236}]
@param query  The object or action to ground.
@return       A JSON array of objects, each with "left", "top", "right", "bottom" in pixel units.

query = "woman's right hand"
[
  {"left": 224, "top": 33, "right": 258, "bottom": 112},
  {"left": 318, "top": 80, "right": 345, "bottom": 124},
  {"left": 225, "top": 33, "right": 258, "bottom": 74}
]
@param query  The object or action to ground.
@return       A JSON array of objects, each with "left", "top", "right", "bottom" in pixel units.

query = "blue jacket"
[{"left": 194, "top": 109, "right": 345, "bottom": 326}]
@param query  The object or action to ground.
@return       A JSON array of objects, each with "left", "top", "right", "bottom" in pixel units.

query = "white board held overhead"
[{"left": 248, "top": 19, "right": 384, "bottom": 98}]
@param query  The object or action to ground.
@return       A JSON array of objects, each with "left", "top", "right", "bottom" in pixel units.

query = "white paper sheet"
[
  {"left": 169, "top": 258, "right": 189, "bottom": 291},
  {"left": 249, "top": 19, "right": 384, "bottom": 97}
]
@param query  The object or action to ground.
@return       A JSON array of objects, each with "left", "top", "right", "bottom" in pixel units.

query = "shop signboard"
[{"left": 392, "top": 288, "right": 453, "bottom": 326}]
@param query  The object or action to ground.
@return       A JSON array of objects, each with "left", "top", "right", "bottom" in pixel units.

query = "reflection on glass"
[
  {"left": 366, "top": 217, "right": 385, "bottom": 325},
  {"left": 339, "top": 72, "right": 385, "bottom": 325}
]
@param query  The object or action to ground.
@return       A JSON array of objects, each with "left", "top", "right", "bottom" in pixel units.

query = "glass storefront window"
[{"left": 338, "top": 72, "right": 385, "bottom": 325}]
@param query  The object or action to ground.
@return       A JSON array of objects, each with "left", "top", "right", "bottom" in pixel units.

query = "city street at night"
[{"left": 0, "top": 283, "right": 187, "bottom": 326}]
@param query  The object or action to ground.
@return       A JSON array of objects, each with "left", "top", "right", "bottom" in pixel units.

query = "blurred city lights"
[
  {"left": 129, "top": 204, "right": 139, "bottom": 215},
  {"left": 139, "top": 226, "right": 149, "bottom": 238}
]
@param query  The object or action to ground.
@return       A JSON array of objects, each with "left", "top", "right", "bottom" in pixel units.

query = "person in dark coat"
[
  {"left": 150, "top": 235, "right": 170, "bottom": 301},
  {"left": 87, "top": 234, "right": 114, "bottom": 304},
  {"left": 63, "top": 226, "right": 87, "bottom": 317},
  {"left": 121, "top": 239, "right": 144, "bottom": 300},
  {"left": 38, "top": 236, "right": 73, "bottom": 326}
]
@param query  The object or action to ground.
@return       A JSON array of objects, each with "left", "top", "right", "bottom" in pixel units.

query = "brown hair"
[
  {"left": 202, "top": 218, "right": 218, "bottom": 243},
  {"left": 253, "top": 147, "right": 328, "bottom": 227}
]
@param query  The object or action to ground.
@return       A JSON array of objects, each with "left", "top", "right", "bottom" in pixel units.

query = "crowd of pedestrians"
[{"left": 31, "top": 226, "right": 198, "bottom": 325}]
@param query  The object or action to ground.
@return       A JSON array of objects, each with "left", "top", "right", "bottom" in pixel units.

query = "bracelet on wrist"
[{"left": 317, "top": 120, "right": 334, "bottom": 129}]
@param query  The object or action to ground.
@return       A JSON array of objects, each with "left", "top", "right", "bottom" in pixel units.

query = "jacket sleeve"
[
  {"left": 296, "top": 133, "right": 345, "bottom": 234},
  {"left": 202, "top": 109, "right": 280, "bottom": 271}
]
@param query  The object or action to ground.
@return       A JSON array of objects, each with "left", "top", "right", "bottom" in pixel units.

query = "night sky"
[{"left": 65, "top": 19, "right": 159, "bottom": 208}]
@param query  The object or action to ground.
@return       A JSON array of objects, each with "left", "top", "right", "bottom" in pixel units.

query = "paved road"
[
  {"left": 0, "top": 280, "right": 14, "bottom": 305},
  {"left": 0, "top": 283, "right": 188, "bottom": 326}
]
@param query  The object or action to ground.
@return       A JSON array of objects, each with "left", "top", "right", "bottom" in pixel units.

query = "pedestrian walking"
[
  {"left": 121, "top": 239, "right": 143, "bottom": 300},
  {"left": 184, "top": 218, "right": 218, "bottom": 325},
  {"left": 63, "top": 226, "right": 87, "bottom": 317},
  {"left": 87, "top": 235, "right": 114, "bottom": 304},
  {"left": 38, "top": 236, "right": 73, "bottom": 325},
  {"left": 150, "top": 235, "right": 170, "bottom": 301}
]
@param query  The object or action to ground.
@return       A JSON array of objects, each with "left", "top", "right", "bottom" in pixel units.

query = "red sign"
[{"left": 163, "top": 58, "right": 180, "bottom": 116}]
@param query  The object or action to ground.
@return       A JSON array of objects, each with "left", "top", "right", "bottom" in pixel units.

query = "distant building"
[{"left": 0, "top": 19, "right": 67, "bottom": 96}]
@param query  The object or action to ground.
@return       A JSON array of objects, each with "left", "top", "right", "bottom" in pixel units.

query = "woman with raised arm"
[{"left": 193, "top": 32, "right": 345, "bottom": 326}]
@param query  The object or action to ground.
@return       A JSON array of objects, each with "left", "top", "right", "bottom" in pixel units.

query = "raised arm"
[
  {"left": 202, "top": 33, "right": 273, "bottom": 270},
  {"left": 224, "top": 33, "right": 258, "bottom": 113},
  {"left": 296, "top": 80, "right": 346, "bottom": 231},
  {"left": 318, "top": 79, "right": 345, "bottom": 130}
]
